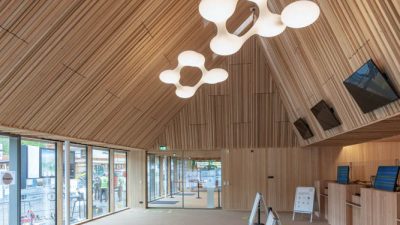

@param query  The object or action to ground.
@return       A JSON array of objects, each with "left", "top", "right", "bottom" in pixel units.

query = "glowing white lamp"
[
  {"left": 159, "top": 70, "right": 180, "bottom": 84},
  {"left": 210, "top": 32, "right": 243, "bottom": 56},
  {"left": 199, "top": 0, "right": 238, "bottom": 23},
  {"left": 281, "top": 0, "right": 320, "bottom": 28},
  {"left": 160, "top": 51, "right": 229, "bottom": 98},
  {"left": 199, "top": 0, "right": 320, "bottom": 56},
  {"left": 255, "top": 13, "right": 286, "bottom": 37},
  {"left": 176, "top": 86, "right": 197, "bottom": 99},
  {"left": 202, "top": 68, "right": 229, "bottom": 84},
  {"left": 178, "top": 51, "right": 206, "bottom": 67}
]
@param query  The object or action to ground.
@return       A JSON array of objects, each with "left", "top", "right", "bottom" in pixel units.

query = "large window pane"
[
  {"left": 21, "top": 139, "right": 56, "bottom": 225},
  {"left": 113, "top": 151, "right": 127, "bottom": 211},
  {"left": 69, "top": 144, "right": 87, "bottom": 223},
  {"left": 0, "top": 136, "right": 10, "bottom": 225},
  {"left": 92, "top": 148, "right": 109, "bottom": 217}
]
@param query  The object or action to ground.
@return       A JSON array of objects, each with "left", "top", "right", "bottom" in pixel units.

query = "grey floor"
[{"left": 86, "top": 208, "right": 329, "bottom": 225}]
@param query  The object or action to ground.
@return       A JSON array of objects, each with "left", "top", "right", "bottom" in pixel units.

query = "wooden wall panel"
[
  {"left": 318, "top": 142, "right": 400, "bottom": 181},
  {"left": 128, "top": 150, "right": 147, "bottom": 208},
  {"left": 258, "top": 0, "right": 400, "bottom": 147},
  {"left": 154, "top": 37, "right": 298, "bottom": 150},
  {"left": 221, "top": 147, "right": 319, "bottom": 211}
]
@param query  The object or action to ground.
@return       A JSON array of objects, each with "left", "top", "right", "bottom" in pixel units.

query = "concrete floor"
[{"left": 87, "top": 208, "right": 329, "bottom": 225}]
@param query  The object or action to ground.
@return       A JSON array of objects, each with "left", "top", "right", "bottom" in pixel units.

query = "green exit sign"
[{"left": 159, "top": 145, "right": 168, "bottom": 151}]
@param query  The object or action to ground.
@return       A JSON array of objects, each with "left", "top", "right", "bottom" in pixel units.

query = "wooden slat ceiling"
[
  {"left": 153, "top": 0, "right": 400, "bottom": 149},
  {"left": 0, "top": 0, "right": 254, "bottom": 149},
  {"left": 257, "top": 0, "right": 400, "bottom": 146},
  {"left": 153, "top": 37, "right": 298, "bottom": 150},
  {"left": 2, "top": 0, "right": 400, "bottom": 150}
]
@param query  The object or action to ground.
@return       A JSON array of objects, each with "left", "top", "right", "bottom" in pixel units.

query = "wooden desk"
[
  {"left": 361, "top": 188, "right": 400, "bottom": 225},
  {"left": 315, "top": 180, "right": 331, "bottom": 221},
  {"left": 347, "top": 195, "right": 361, "bottom": 225},
  {"left": 328, "top": 183, "right": 365, "bottom": 225}
]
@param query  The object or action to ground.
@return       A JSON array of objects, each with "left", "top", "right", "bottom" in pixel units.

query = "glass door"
[
  {"left": 147, "top": 152, "right": 221, "bottom": 209},
  {"left": 183, "top": 159, "right": 222, "bottom": 209},
  {"left": 20, "top": 138, "right": 57, "bottom": 225},
  {"left": 0, "top": 136, "right": 10, "bottom": 225}
]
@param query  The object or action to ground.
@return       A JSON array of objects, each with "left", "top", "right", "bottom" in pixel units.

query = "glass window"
[
  {"left": 69, "top": 144, "right": 87, "bottom": 223},
  {"left": 0, "top": 136, "right": 10, "bottom": 225},
  {"left": 113, "top": 151, "right": 127, "bottom": 211},
  {"left": 154, "top": 156, "right": 160, "bottom": 199},
  {"left": 20, "top": 139, "right": 56, "bottom": 225},
  {"left": 92, "top": 148, "right": 109, "bottom": 217},
  {"left": 147, "top": 155, "right": 155, "bottom": 202}
]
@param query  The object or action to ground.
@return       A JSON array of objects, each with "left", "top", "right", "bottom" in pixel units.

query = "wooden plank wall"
[
  {"left": 258, "top": 0, "right": 400, "bottom": 146},
  {"left": 221, "top": 147, "right": 320, "bottom": 211},
  {"left": 128, "top": 150, "right": 147, "bottom": 208},
  {"left": 154, "top": 37, "right": 298, "bottom": 150},
  {"left": 318, "top": 142, "right": 400, "bottom": 182}
]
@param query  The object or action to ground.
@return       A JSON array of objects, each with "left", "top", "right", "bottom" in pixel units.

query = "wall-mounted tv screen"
[
  {"left": 374, "top": 166, "right": 399, "bottom": 192},
  {"left": 311, "top": 100, "right": 341, "bottom": 130},
  {"left": 337, "top": 166, "right": 350, "bottom": 184},
  {"left": 294, "top": 118, "right": 314, "bottom": 140},
  {"left": 343, "top": 59, "right": 399, "bottom": 113}
]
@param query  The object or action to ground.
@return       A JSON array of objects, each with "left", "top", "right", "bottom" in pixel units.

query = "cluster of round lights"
[
  {"left": 160, "top": 0, "right": 320, "bottom": 98},
  {"left": 199, "top": 0, "right": 321, "bottom": 56},
  {"left": 159, "top": 51, "right": 228, "bottom": 99}
]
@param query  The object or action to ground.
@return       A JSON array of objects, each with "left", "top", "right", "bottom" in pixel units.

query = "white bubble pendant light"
[
  {"left": 199, "top": 0, "right": 320, "bottom": 56},
  {"left": 281, "top": 0, "right": 320, "bottom": 28},
  {"left": 159, "top": 51, "right": 229, "bottom": 99}
]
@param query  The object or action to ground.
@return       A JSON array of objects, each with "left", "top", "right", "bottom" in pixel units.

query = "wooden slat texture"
[
  {"left": 361, "top": 188, "right": 400, "bottom": 225},
  {"left": 221, "top": 147, "right": 319, "bottom": 211},
  {"left": 154, "top": 37, "right": 298, "bottom": 150},
  {"left": 257, "top": 0, "right": 400, "bottom": 147},
  {"left": 0, "top": 0, "right": 233, "bottom": 150},
  {"left": 318, "top": 141, "right": 400, "bottom": 182}
]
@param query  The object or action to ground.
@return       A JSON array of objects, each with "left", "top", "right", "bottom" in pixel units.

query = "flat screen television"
[
  {"left": 311, "top": 100, "right": 341, "bottom": 130},
  {"left": 337, "top": 166, "right": 350, "bottom": 184},
  {"left": 374, "top": 166, "right": 399, "bottom": 192},
  {"left": 343, "top": 59, "right": 399, "bottom": 113},
  {"left": 293, "top": 118, "right": 314, "bottom": 140}
]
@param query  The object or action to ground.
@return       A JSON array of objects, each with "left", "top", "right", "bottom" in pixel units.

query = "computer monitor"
[
  {"left": 337, "top": 166, "right": 350, "bottom": 184},
  {"left": 374, "top": 166, "right": 400, "bottom": 192}
]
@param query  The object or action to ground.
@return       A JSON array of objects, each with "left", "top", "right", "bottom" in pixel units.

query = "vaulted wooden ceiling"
[
  {"left": 0, "top": 0, "right": 254, "bottom": 149},
  {"left": 1, "top": 0, "right": 400, "bottom": 150},
  {"left": 153, "top": 0, "right": 400, "bottom": 149}
]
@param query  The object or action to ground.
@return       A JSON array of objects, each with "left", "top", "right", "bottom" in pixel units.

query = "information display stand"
[
  {"left": 248, "top": 193, "right": 267, "bottom": 225},
  {"left": 292, "top": 187, "right": 316, "bottom": 223},
  {"left": 266, "top": 208, "right": 282, "bottom": 225}
]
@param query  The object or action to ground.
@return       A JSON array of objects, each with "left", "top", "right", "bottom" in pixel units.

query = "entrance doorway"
[{"left": 147, "top": 152, "right": 222, "bottom": 209}]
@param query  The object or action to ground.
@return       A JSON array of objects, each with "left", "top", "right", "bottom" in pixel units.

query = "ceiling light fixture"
[
  {"left": 199, "top": 0, "right": 320, "bottom": 56},
  {"left": 160, "top": 51, "right": 228, "bottom": 99}
]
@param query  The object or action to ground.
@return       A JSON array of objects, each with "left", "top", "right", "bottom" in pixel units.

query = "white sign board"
[
  {"left": 248, "top": 193, "right": 267, "bottom": 225},
  {"left": 293, "top": 187, "right": 315, "bottom": 223},
  {"left": 28, "top": 146, "right": 40, "bottom": 179},
  {"left": 1, "top": 171, "right": 15, "bottom": 185},
  {"left": 266, "top": 209, "right": 282, "bottom": 225}
]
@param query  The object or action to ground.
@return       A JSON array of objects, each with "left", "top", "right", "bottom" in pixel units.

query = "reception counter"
[
  {"left": 360, "top": 188, "right": 400, "bottom": 225},
  {"left": 328, "top": 183, "right": 365, "bottom": 225},
  {"left": 316, "top": 181, "right": 400, "bottom": 225}
]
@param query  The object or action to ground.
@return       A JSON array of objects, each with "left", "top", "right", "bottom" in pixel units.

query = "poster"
[
  {"left": 40, "top": 148, "right": 56, "bottom": 177},
  {"left": 293, "top": 187, "right": 315, "bottom": 213},
  {"left": 28, "top": 146, "right": 40, "bottom": 179}
]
